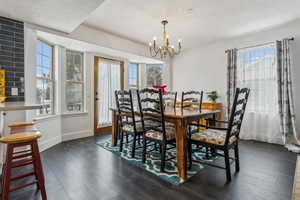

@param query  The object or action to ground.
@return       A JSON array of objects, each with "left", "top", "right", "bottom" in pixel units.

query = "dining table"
[{"left": 110, "top": 107, "right": 221, "bottom": 182}]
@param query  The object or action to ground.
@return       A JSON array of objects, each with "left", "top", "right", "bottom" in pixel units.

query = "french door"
[{"left": 94, "top": 57, "right": 124, "bottom": 134}]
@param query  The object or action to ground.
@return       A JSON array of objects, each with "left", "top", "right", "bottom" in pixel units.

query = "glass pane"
[
  {"left": 43, "top": 43, "right": 52, "bottom": 57},
  {"left": 44, "top": 80, "right": 53, "bottom": 114},
  {"left": 36, "top": 41, "right": 42, "bottom": 54},
  {"left": 98, "top": 60, "right": 120, "bottom": 127},
  {"left": 146, "top": 65, "right": 163, "bottom": 86},
  {"left": 129, "top": 63, "right": 138, "bottom": 86},
  {"left": 36, "top": 79, "right": 53, "bottom": 115},
  {"left": 42, "top": 67, "right": 51, "bottom": 78},
  {"left": 36, "top": 79, "right": 43, "bottom": 105},
  {"left": 36, "top": 40, "right": 52, "bottom": 78},
  {"left": 66, "top": 82, "right": 83, "bottom": 112},
  {"left": 36, "top": 67, "right": 43, "bottom": 77},
  {"left": 42, "top": 56, "right": 50, "bottom": 68},
  {"left": 66, "top": 51, "right": 83, "bottom": 81},
  {"left": 237, "top": 43, "right": 277, "bottom": 113},
  {"left": 36, "top": 54, "right": 42, "bottom": 66}
]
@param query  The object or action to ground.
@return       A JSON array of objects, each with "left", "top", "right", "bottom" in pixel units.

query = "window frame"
[
  {"left": 36, "top": 39, "right": 55, "bottom": 116},
  {"left": 128, "top": 63, "right": 139, "bottom": 89},
  {"left": 65, "top": 49, "right": 85, "bottom": 113}
]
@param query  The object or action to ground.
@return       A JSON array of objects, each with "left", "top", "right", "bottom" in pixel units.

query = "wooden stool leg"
[
  {"left": 2, "top": 144, "right": 14, "bottom": 200},
  {"left": 31, "top": 140, "right": 47, "bottom": 200}
]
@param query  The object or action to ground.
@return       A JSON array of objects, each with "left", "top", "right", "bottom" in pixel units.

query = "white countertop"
[{"left": 0, "top": 102, "right": 42, "bottom": 111}]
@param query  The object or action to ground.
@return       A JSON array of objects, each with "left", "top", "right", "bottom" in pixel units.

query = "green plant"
[{"left": 207, "top": 91, "right": 219, "bottom": 102}]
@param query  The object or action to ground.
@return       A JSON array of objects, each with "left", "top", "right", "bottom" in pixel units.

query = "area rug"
[{"left": 96, "top": 138, "right": 216, "bottom": 185}]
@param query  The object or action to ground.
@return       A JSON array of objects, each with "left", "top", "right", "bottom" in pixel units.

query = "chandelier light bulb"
[{"left": 153, "top": 36, "right": 157, "bottom": 41}]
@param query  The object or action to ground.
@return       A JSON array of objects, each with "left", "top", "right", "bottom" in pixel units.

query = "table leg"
[
  {"left": 111, "top": 110, "right": 118, "bottom": 147},
  {"left": 175, "top": 119, "right": 187, "bottom": 182}
]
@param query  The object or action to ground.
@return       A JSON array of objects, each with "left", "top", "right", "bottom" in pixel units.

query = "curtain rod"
[{"left": 225, "top": 37, "right": 294, "bottom": 53}]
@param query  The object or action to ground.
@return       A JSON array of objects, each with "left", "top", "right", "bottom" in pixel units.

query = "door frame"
[{"left": 94, "top": 56, "right": 124, "bottom": 135}]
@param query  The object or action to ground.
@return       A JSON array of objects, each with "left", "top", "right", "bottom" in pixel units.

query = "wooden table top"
[
  {"left": 163, "top": 107, "right": 221, "bottom": 119},
  {"left": 110, "top": 107, "right": 221, "bottom": 119}
]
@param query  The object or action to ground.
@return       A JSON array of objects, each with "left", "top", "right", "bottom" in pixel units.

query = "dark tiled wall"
[{"left": 0, "top": 16, "right": 24, "bottom": 102}]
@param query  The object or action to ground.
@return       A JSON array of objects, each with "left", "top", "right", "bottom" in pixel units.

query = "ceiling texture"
[
  {"left": 84, "top": 0, "right": 300, "bottom": 48},
  {"left": 0, "top": 0, "right": 105, "bottom": 32},
  {"left": 1, "top": 0, "right": 300, "bottom": 49}
]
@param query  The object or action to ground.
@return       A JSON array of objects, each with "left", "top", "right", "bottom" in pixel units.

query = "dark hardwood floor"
[{"left": 8, "top": 134, "right": 296, "bottom": 200}]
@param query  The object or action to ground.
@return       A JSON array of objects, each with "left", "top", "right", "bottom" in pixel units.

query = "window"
[
  {"left": 65, "top": 50, "right": 84, "bottom": 112},
  {"left": 236, "top": 43, "right": 281, "bottom": 143},
  {"left": 128, "top": 63, "right": 138, "bottom": 88},
  {"left": 146, "top": 64, "right": 163, "bottom": 86},
  {"left": 36, "top": 40, "right": 54, "bottom": 115},
  {"left": 97, "top": 59, "right": 121, "bottom": 127},
  {"left": 237, "top": 43, "right": 277, "bottom": 113}
]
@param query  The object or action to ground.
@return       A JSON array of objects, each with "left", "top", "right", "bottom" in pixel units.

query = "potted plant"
[{"left": 207, "top": 91, "right": 219, "bottom": 103}]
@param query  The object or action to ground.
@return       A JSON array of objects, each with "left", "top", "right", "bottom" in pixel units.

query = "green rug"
[{"left": 96, "top": 138, "right": 216, "bottom": 185}]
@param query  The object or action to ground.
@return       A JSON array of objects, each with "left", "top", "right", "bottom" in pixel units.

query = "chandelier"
[{"left": 149, "top": 19, "right": 182, "bottom": 59}]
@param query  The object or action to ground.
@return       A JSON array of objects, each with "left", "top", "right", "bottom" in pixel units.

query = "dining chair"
[
  {"left": 181, "top": 90, "right": 204, "bottom": 134},
  {"left": 187, "top": 88, "right": 250, "bottom": 182},
  {"left": 164, "top": 91, "right": 177, "bottom": 109},
  {"left": 115, "top": 89, "right": 143, "bottom": 158},
  {"left": 137, "top": 88, "right": 176, "bottom": 172}
]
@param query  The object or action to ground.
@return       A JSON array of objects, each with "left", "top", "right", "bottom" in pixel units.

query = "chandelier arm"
[{"left": 149, "top": 46, "right": 161, "bottom": 57}]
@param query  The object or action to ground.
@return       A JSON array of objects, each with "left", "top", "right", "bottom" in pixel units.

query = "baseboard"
[
  {"left": 39, "top": 135, "right": 62, "bottom": 152},
  {"left": 62, "top": 130, "right": 93, "bottom": 142}
]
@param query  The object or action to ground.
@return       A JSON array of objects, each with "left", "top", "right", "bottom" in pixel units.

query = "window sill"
[
  {"left": 33, "top": 115, "right": 59, "bottom": 122},
  {"left": 61, "top": 112, "right": 88, "bottom": 117}
]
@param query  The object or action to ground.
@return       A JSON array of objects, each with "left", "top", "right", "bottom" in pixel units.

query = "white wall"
[
  {"left": 26, "top": 23, "right": 149, "bottom": 59},
  {"left": 173, "top": 18, "right": 300, "bottom": 131}
]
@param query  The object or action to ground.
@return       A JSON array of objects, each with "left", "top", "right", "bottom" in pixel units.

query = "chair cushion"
[
  {"left": 145, "top": 126, "right": 176, "bottom": 140},
  {"left": 122, "top": 122, "right": 143, "bottom": 132},
  {"left": 191, "top": 129, "right": 236, "bottom": 146}
]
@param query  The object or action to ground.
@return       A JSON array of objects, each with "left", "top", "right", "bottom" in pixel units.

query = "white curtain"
[
  {"left": 237, "top": 43, "right": 282, "bottom": 144},
  {"left": 98, "top": 59, "right": 120, "bottom": 127}
]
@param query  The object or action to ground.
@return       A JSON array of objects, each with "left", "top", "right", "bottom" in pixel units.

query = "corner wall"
[{"left": 172, "top": 19, "right": 300, "bottom": 132}]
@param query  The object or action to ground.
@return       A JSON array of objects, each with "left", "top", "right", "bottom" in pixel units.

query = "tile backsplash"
[{"left": 0, "top": 16, "right": 24, "bottom": 102}]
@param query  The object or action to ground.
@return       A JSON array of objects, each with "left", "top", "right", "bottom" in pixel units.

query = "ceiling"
[
  {"left": 0, "top": 0, "right": 105, "bottom": 33},
  {"left": 84, "top": 0, "right": 300, "bottom": 48},
  {"left": 1, "top": 0, "right": 300, "bottom": 49},
  {"left": 37, "top": 31, "right": 162, "bottom": 64}
]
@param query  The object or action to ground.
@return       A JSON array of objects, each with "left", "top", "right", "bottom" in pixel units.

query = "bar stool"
[
  {"left": 8, "top": 122, "right": 36, "bottom": 134},
  {"left": 0, "top": 131, "right": 47, "bottom": 200}
]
